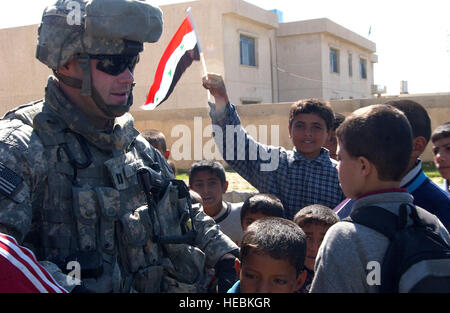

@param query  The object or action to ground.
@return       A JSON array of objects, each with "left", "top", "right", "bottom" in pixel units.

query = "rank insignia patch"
[{"left": 0, "top": 162, "right": 23, "bottom": 197}]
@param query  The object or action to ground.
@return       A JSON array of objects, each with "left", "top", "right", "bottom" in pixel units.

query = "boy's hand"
[{"left": 202, "top": 73, "right": 229, "bottom": 110}]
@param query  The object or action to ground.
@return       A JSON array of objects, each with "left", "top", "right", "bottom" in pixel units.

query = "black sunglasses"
[{"left": 90, "top": 54, "right": 139, "bottom": 76}]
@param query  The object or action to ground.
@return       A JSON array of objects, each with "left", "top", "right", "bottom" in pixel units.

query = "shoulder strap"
[
  {"left": 2, "top": 100, "right": 43, "bottom": 121},
  {"left": 343, "top": 205, "right": 407, "bottom": 240}
]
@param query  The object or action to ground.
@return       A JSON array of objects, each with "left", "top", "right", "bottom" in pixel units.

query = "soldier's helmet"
[{"left": 35, "top": 0, "right": 163, "bottom": 117}]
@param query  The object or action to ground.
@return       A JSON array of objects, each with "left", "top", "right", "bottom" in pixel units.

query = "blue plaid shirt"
[{"left": 210, "top": 102, "right": 345, "bottom": 220}]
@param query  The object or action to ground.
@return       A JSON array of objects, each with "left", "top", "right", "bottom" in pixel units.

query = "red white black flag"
[{"left": 142, "top": 13, "right": 200, "bottom": 110}]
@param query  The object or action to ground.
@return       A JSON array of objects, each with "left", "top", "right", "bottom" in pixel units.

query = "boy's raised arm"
[
  {"left": 202, "top": 73, "right": 229, "bottom": 111},
  {"left": 201, "top": 73, "right": 281, "bottom": 194}
]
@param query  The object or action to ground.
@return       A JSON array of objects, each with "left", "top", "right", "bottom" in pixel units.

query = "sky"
[{"left": 1, "top": 0, "right": 449, "bottom": 96}]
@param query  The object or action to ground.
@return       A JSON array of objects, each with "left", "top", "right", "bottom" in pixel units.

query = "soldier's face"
[
  {"left": 58, "top": 57, "right": 135, "bottom": 123},
  {"left": 90, "top": 59, "right": 135, "bottom": 107}
]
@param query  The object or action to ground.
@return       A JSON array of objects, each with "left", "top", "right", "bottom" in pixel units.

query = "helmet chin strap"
[{"left": 54, "top": 53, "right": 133, "bottom": 119}]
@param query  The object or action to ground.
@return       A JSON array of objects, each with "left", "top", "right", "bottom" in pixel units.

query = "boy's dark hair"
[
  {"left": 240, "top": 217, "right": 307, "bottom": 276},
  {"left": 188, "top": 159, "right": 226, "bottom": 186},
  {"left": 336, "top": 104, "right": 413, "bottom": 181},
  {"left": 431, "top": 122, "right": 450, "bottom": 143},
  {"left": 289, "top": 99, "right": 334, "bottom": 131},
  {"left": 142, "top": 129, "right": 167, "bottom": 152},
  {"left": 240, "top": 193, "right": 285, "bottom": 224},
  {"left": 385, "top": 100, "right": 431, "bottom": 143},
  {"left": 333, "top": 112, "right": 346, "bottom": 131},
  {"left": 293, "top": 204, "right": 340, "bottom": 228}
]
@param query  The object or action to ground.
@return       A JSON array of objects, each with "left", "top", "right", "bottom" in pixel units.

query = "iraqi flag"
[{"left": 143, "top": 15, "right": 200, "bottom": 110}]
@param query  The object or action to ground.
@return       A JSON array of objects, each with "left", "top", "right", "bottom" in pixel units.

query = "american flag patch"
[{"left": 0, "top": 163, "right": 23, "bottom": 197}]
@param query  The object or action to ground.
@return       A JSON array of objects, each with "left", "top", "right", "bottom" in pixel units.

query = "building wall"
[
  {"left": 320, "top": 33, "right": 375, "bottom": 100},
  {"left": 0, "top": 24, "right": 51, "bottom": 115},
  {"left": 276, "top": 32, "right": 324, "bottom": 102},
  {"left": 222, "top": 13, "right": 276, "bottom": 105},
  {"left": 276, "top": 18, "right": 376, "bottom": 102}
]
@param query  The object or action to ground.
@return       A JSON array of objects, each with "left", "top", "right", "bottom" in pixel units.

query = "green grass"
[
  {"left": 176, "top": 172, "right": 189, "bottom": 181},
  {"left": 423, "top": 161, "right": 443, "bottom": 185}
]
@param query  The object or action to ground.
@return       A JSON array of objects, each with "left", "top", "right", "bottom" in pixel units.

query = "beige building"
[
  {"left": 276, "top": 19, "right": 377, "bottom": 101},
  {"left": 0, "top": 0, "right": 377, "bottom": 115}
]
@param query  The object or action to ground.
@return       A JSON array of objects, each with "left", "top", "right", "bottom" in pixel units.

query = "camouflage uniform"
[{"left": 0, "top": 0, "right": 237, "bottom": 293}]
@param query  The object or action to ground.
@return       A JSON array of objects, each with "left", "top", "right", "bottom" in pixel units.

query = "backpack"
[{"left": 344, "top": 203, "right": 450, "bottom": 293}]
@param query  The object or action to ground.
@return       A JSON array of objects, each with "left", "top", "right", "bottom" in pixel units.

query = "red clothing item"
[{"left": 0, "top": 233, "right": 67, "bottom": 293}]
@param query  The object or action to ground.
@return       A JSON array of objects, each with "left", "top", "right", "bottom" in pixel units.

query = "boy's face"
[
  {"left": 433, "top": 137, "right": 450, "bottom": 180},
  {"left": 237, "top": 250, "right": 305, "bottom": 293},
  {"left": 301, "top": 222, "right": 330, "bottom": 271},
  {"left": 336, "top": 142, "right": 365, "bottom": 198},
  {"left": 241, "top": 211, "right": 271, "bottom": 232},
  {"left": 289, "top": 113, "right": 331, "bottom": 159},
  {"left": 190, "top": 170, "right": 228, "bottom": 215}
]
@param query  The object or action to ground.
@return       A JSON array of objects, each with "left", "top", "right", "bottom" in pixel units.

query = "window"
[
  {"left": 330, "top": 48, "right": 339, "bottom": 73},
  {"left": 348, "top": 53, "right": 353, "bottom": 77},
  {"left": 360, "top": 58, "right": 367, "bottom": 79},
  {"left": 240, "top": 35, "right": 256, "bottom": 66}
]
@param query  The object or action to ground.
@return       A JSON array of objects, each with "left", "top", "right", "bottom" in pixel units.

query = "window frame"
[
  {"left": 240, "top": 34, "right": 257, "bottom": 67},
  {"left": 348, "top": 53, "right": 353, "bottom": 77},
  {"left": 360, "top": 58, "right": 367, "bottom": 79},
  {"left": 329, "top": 47, "right": 340, "bottom": 74}
]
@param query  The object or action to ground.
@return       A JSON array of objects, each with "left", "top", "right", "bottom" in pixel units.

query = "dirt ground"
[{"left": 225, "top": 172, "right": 257, "bottom": 191}]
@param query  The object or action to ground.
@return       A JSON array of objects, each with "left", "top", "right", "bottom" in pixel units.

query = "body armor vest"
[{"left": 11, "top": 101, "right": 207, "bottom": 293}]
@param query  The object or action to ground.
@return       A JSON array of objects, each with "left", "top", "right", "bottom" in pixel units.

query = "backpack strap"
[
  {"left": 408, "top": 203, "right": 444, "bottom": 237},
  {"left": 343, "top": 205, "right": 406, "bottom": 240}
]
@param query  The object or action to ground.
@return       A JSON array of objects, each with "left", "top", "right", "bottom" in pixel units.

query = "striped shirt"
[
  {"left": 210, "top": 102, "right": 345, "bottom": 220},
  {"left": 0, "top": 233, "right": 67, "bottom": 293}
]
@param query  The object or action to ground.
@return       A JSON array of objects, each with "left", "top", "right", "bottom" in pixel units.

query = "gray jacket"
[{"left": 310, "top": 191, "right": 450, "bottom": 293}]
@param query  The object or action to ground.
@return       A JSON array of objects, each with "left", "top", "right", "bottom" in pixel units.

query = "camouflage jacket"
[{"left": 0, "top": 77, "right": 238, "bottom": 292}]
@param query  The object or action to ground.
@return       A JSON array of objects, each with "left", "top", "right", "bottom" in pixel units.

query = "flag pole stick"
[{"left": 186, "top": 7, "right": 211, "bottom": 101}]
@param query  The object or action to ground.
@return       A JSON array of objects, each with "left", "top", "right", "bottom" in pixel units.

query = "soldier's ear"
[{"left": 58, "top": 58, "right": 81, "bottom": 77}]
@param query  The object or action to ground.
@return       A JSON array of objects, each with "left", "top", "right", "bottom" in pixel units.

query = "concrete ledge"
[{"left": 223, "top": 190, "right": 257, "bottom": 203}]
